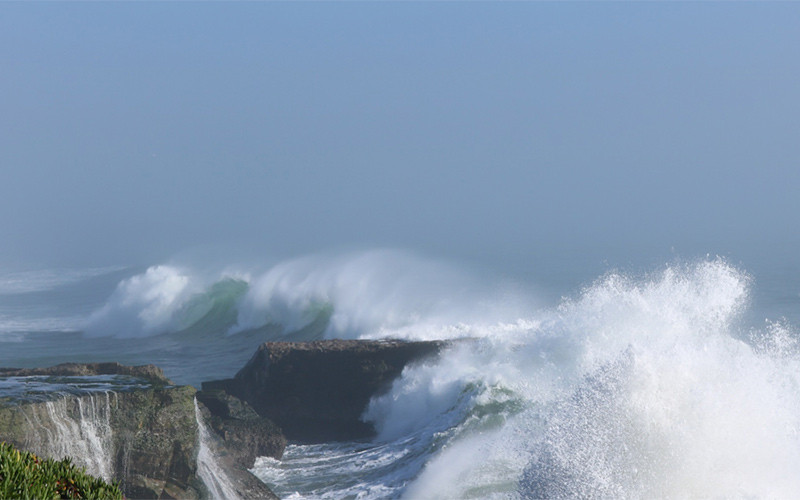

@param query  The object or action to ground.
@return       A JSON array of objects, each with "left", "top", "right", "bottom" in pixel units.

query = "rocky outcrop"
[
  {"left": 203, "top": 339, "right": 448, "bottom": 442},
  {"left": 0, "top": 363, "right": 277, "bottom": 499},
  {"left": 0, "top": 384, "right": 204, "bottom": 498},
  {"left": 113, "top": 386, "right": 204, "bottom": 498},
  {"left": 195, "top": 389, "right": 285, "bottom": 467},
  {"left": 0, "top": 340, "right": 451, "bottom": 497}
]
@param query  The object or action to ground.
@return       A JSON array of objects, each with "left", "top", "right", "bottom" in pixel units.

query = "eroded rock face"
[
  {"left": 0, "top": 384, "right": 204, "bottom": 499},
  {"left": 195, "top": 389, "right": 286, "bottom": 467},
  {"left": 112, "top": 385, "right": 203, "bottom": 498},
  {"left": 203, "top": 339, "right": 448, "bottom": 442},
  {"left": 0, "top": 340, "right": 451, "bottom": 496},
  {"left": 0, "top": 363, "right": 278, "bottom": 500}
]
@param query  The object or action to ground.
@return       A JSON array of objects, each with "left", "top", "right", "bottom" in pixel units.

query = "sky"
[{"left": 1, "top": 3, "right": 799, "bottom": 274}]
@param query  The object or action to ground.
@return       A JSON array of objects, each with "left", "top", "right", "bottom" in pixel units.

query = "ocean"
[{"left": 2, "top": 249, "right": 800, "bottom": 498}]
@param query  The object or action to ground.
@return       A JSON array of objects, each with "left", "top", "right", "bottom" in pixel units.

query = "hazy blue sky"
[{"left": 2, "top": 3, "right": 799, "bottom": 272}]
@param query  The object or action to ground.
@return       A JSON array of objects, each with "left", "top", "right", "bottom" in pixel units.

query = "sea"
[{"left": 2, "top": 248, "right": 800, "bottom": 499}]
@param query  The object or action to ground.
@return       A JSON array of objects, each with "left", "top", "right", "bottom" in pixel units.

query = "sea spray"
[
  {"left": 393, "top": 259, "right": 800, "bottom": 498},
  {"left": 194, "top": 398, "right": 241, "bottom": 500},
  {"left": 84, "top": 250, "right": 537, "bottom": 341},
  {"left": 231, "top": 250, "right": 480, "bottom": 338},
  {"left": 85, "top": 265, "right": 198, "bottom": 337},
  {"left": 256, "top": 258, "right": 800, "bottom": 498}
]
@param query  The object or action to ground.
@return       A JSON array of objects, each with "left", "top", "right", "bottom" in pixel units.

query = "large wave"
[
  {"left": 84, "top": 250, "right": 536, "bottom": 340},
  {"left": 248, "top": 257, "right": 800, "bottom": 498},
  {"left": 352, "top": 258, "right": 800, "bottom": 499}
]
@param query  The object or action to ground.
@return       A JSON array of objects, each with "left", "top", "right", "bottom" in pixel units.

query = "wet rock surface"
[{"left": 0, "top": 363, "right": 276, "bottom": 499}]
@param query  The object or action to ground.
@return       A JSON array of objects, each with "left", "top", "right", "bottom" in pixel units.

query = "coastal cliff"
[
  {"left": 0, "top": 339, "right": 449, "bottom": 497},
  {"left": 0, "top": 363, "right": 277, "bottom": 499}
]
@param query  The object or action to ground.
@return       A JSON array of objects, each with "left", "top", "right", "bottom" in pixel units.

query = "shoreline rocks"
[
  {"left": 203, "top": 339, "right": 448, "bottom": 443},
  {"left": 0, "top": 338, "right": 451, "bottom": 497},
  {"left": 195, "top": 389, "right": 286, "bottom": 467},
  {"left": 0, "top": 364, "right": 277, "bottom": 499}
]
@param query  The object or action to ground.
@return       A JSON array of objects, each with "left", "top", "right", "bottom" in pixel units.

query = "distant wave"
[
  {"left": 84, "top": 266, "right": 249, "bottom": 338},
  {"left": 0, "top": 314, "right": 86, "bottom": 338},
  {"left": 84, "top": 250, "right": 536, "bottom": 340}
]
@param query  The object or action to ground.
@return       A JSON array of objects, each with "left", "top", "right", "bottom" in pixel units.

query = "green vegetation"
[{"left": 0, "top": 442, "right": 123, "bottom": 499}]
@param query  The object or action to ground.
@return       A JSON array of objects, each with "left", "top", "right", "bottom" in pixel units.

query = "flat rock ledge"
[{"left": 0, "top": 362, "right": 171, "bottom": 385}]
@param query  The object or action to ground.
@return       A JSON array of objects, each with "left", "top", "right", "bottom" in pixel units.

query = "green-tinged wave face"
[
  {"left": 171, "top": 278, "right": 335, "bottom": 343},
  {"left": 173, "top": 278, "right": 250, "bottom": 338}
]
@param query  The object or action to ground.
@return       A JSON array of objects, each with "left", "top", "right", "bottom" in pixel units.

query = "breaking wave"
[
  {"left": 85, "top": 265, "right": 249, "bottom": 337},
  {"left": 84, "top": 250, "right": 533, "bottom": 340},
  {"left": 254, "top": 257, "right": 800, "bottom": 498}
]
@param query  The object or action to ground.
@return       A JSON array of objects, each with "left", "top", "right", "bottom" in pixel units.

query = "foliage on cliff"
[{"left": 0, "top": 442, "right": 123, "bottom": 499}]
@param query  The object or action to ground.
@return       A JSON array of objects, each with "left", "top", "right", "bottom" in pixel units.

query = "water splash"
[
  {"left": 194, "top": 398, "right": 241, "bottom": 500},
  {"left": 25, "top": 392, "right": 115, "bottom": 481},
  {"left": 254, "top": 258, "right": 800, "bottom": 498},
  {"left": 395, "top": 258, "right": 800, "bottom": 498}
]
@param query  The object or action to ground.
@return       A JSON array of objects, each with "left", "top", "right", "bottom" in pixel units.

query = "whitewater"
[{"left": 2, "top": 250, "right": 800, "bottom": 498}]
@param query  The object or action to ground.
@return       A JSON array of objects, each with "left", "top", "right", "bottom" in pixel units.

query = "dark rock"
[
  {"left": 194, "top": 400, "right": 280, "bottom": 500},
  {"left": 112, "top": 385, "right": 204, "bottom": 498},
  {"left": 196, "top": 389, "right": 286, "bottom": 467},
  {"left": 203, "top": 339, "right": 448, "bottom": 442}
]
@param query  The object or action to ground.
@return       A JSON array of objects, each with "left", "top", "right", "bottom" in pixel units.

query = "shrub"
[{"left": 0, "top": 441, "right": 123, "bottom": 499}]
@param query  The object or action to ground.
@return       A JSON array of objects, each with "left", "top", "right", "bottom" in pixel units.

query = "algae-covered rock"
[
  {"left": 0, "top": 363, "right": 278, "bottom": 499},
  {"left": 112, "top": 385, "right": 203, "bottom": 498},
  {"left": 0, "top": 383, "right": 204, "bottom": 498}
]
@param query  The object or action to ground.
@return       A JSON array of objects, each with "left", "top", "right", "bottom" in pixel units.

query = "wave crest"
[{"left": 359, "top": 257, "right": 800, "bottom": 499}]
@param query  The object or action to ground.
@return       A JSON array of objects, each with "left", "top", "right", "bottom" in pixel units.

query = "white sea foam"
[
  {"left": 357, "top": 257, "right": 800, "bottom": 499},
  {"left": 83, "top": 250, "right": 536, "bottom": 340},
  {"left": 84, "top": 265, "right": 202, "bottom": 337},
  {"left": 195, "top": 399, "right": 241, "bottom": 500},
  {"left": 232, "top": 249, "right": 536, "bottom": 340}
]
